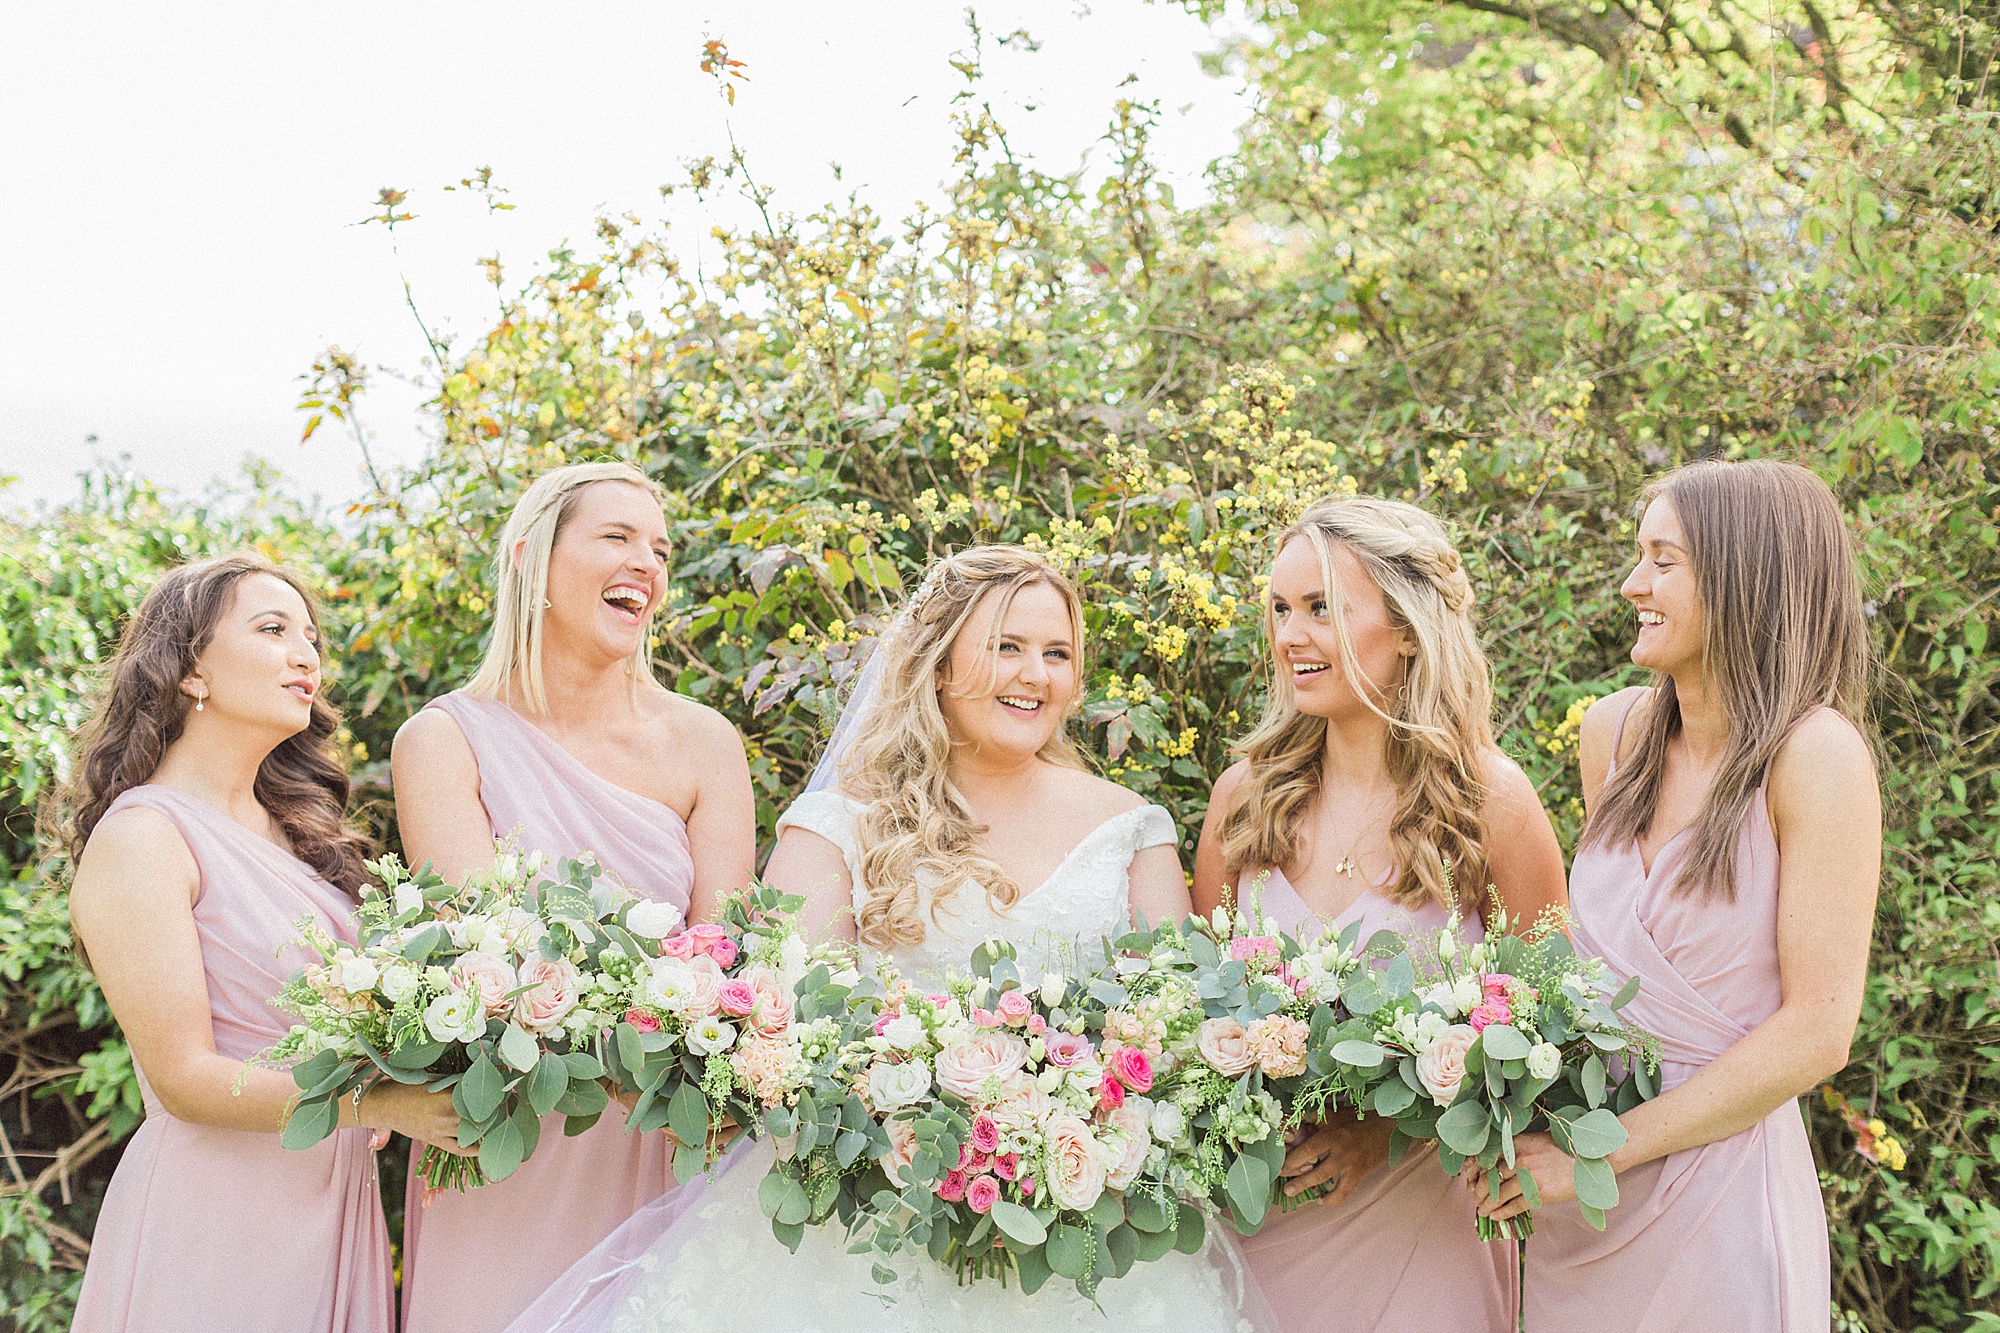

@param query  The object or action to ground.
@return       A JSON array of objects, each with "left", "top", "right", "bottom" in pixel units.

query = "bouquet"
[
  {"left": 759, "top": 940, "right": 1191, "bottom": 1298},
  {"left": 597, "top": 882, "right": 846, "bottom": 1183},
  {"left": 265, "top": 850, "right": 687, "bottom": 1194},
  {"left": 1321, "top": 907, "right": 1659, "bottom": 1238}
]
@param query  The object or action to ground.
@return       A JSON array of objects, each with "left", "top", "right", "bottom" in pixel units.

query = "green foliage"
[{"left": 2, "top": 5, "right": 1995, "bottom": 1327}]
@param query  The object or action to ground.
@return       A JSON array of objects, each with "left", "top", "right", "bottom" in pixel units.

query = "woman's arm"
[
  {"left": 1476, "top": 709, "right": 1880, "bottom": 1217},
  {"left": 1127, "top": 842, "right": 1192, "bottom": 931},
  {"left": 678, "top": 705, "right": 758, "bottom": 925},
  {"left": 1191, "top": 759, "right": 1250, "bottom": 918},
  {"left": 1480, "top": 749, "right": 1569, "bottom": 931},
  {"left": 763, "top": 826, "right": 860, "bottom": 946},
  {"left": 392, "top": 709, "right": 501, "bottom": 882},
  {"left": 70, "top": 809, "right": 463, "bottom": 1146}
]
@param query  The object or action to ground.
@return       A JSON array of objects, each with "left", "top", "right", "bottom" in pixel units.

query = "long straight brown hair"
[
  {"left": 49, "top": 554, "right": 371, "bottom": 895},
  {"left": 1581, "top": 459, "right": 1871, "bottom": 901}
]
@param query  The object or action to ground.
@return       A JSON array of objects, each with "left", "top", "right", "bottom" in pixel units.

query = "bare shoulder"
[
  {"left": 1210, "top": 758, "right": 1253, "bottom": 809},
  {"left": 392, "top": 706, "right": 475, "bottom": 768},
  {"left": 1053, "top": 764, "right": 1151, "bottom": 822},
  {"left": 1478, "top": 748, "right": 1544, "bottom": 821},
  {"left": 647, "top": 689, "right": 744, "bottom": 755},
  {"left": 1768, "top": 709, "right": 1876, "bottom": 806},
  {"left": 72, "top": 805, "right": 198, "bottom": 911},
  {"left": 1579, "top": 686, "right": 1652, "bottom": 755}
]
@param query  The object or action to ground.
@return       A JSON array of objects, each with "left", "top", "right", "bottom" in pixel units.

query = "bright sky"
[{"left": 1, "top": 1, "right": 1252, "bottom": 513}]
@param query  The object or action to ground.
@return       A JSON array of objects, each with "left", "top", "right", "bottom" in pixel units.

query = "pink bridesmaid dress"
[
  {"left": 71, "top": 784, "right": 393, "bottom": 1333},
  {"left": 399, "top": 690, "right": 696, "bottom": 1333},
  {"left": 1237, "top": 867, "right": 1518, "bottom": 1333},
  {"left": 1524, "top": 706, "right": 1833, "bottom": 1331}
]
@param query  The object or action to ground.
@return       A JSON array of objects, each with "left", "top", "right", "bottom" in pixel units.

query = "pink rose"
[
  {"left": 881, "top": 1118, "right": 919, "bottom": 1174},
  {"left": 1482, "top": 973, "right": 1515, "bottom": 993},
  {"left": 995, "top": 989, "right": 1033, "bottom": 1027},
  {"left": 1027, "top": 1014, "right": 1047, "bottom": 1036},
  {"left": 1228, "top": 935, "right": 1279, "bottom": 963},
  {"left": 661, "top": 932, "right": 697, "bottom": 960},
  {"left": 966, "top": 1176, "right": 1001, "bottom": 1215},
  {"left": 956, "top": 1141, "right": 976, "bottom": 1172},
  {"left": 513, "top": 955, "right": 581, "bottom": 1033},
  {"left": 1196, "top": 1016, "right": 1256, "bottom": 1077},
  {"left": 1416, "top": 1024, "right": 1479, "bottom": 1108},
  {"left": 1109, "top": 1045, "right": 1154, "bottom": 1094},
  {"left": 1244, "top": 1014, "right": 1310, "bottom": 1078},
  {"left": 1467, "top": 1000, "right": 1512, "bottom": 1033},
  {"left": 936, "top": 1169, "right": 968, "bottom": 1202},
  {"left": 623, "top": 1007, "right": 662, "bottom": 1034},
  {"left": 968, "top": 1149, "right": 994, "bottom": 1175},
  {"left": 744, "top": 967, "right": 794, "bottom": 1034},
  {"left": 1044, "top": 1031, "right": 1092, "bottom": 1070},
  {"left": 686, "top": 923, "right": 729, "bottom": 951},
  {"left": 971, "top": 1007, "right": 1001, "bottom": 1029},
  {"left": 716, "top": 979, "right": 760, "bottom": 1019},
  {"left": 684, "top": 954, "right": 724, "bottom": 1016},
  {"left": 970, "top": 1113, "right": 1001, "bottom": 1154},
  {"left": 936, "top": 1030, "right": 1031, "bottom": 1102},
  {"left": 1019, "top": 1176, "right": 1036, "bottom": 1198},
  {"left": 1045, "top": 1115, "right": 1108, "bottom": 1211},
  {"left": 451, "top": 952, "right": 518, "bottom": 1017},
  {"left": 707, "top": 937, "right": 739, "bottom": 969},
  {"left": 993, "top": 1152, "right": 1020, "bottom": 1181},
  {"left": 1098, "top": 1077, "right": 1125, "bottom": 1111}
]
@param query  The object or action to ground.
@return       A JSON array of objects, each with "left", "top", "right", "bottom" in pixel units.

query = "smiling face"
[
  {"left": 935, "top": 580, "right": 1078, "bottom": 763},
  {"left": 1622, "top": 496, "right": 1707, "bottom": 676},
  {"left": 179, "top": 572, "right": 322, "bottom": 740},
  {"left": 1268, "top": 535, "right": 1411, "bottom": 721},
  {"left": 537, "top": 481, "right": 672, "bottom": 667}
]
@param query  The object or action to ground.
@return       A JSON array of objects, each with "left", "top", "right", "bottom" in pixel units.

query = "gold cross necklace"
[{"left": 1329, "top": 795, "right": 1396, "bottom": 880}]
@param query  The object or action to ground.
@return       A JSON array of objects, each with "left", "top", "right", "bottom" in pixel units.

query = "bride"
[{"left": 506, "top": 545, "right": 1274, "bottom": 1332}]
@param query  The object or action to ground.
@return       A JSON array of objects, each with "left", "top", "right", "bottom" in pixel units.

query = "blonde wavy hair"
[
  {"left": 1218, "top": 496, "right": 1498, "bottom": 916},
  {"left": 465, "top": 462, "right": 667, "bottom": 715},
  {"left": 836, "top": 546, "right": 1089, "bottom": 950}
]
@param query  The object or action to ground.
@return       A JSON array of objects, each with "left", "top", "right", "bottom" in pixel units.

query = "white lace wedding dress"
[{"left": 505, "top": 791, "right": 1275, "bottom": 1333}]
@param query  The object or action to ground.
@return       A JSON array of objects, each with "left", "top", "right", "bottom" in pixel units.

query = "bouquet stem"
[
  {"left": 1476, "top": 1212, "right": 1534, "bottom": 1242},
  {"left": 416, "top": 1144, "right": 486, "bottom": 1204},
  {"left": 947, "top": 1241, "right": 1017, "bottom": 1286}
]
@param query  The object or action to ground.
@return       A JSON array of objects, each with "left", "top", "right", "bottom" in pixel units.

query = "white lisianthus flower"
[
  {"left": 1420, "top": 982, "right": 1457, "bottom": 1014},
  {"left": 424, "top": 991, "right": 483, "bottom": 1044},
  {"left": 333, "top": 954, "right": 379, "bottom": 993},
  {"left": 1040, "top": 973, "right": 1068, "bottom": 1007},
  {"left": 1437, "top": 925, "right": 1459, "bottom": 962},
  {"left": 378, "top": 963, "right": 419, "bottom": 1004},
  {"left": 880, "top": 1014, "right": 927, "bottom": 1052},
  {"left": 686, "top": 1016, "right": 738, "bottom": 1056},
  {"left": 496, "top": 852, "right": 521, "bottom": 884},
  {"left": 1415, "top": 1011, "right": 1449, "bottom": 1049},
  {"left": 641, "top": 958, "right": 699, "bottom": 1015},
  {"left": 394, "top": 883, "right": 425, "bottom": 918},
  {"left": 866, "top": 1058, "right": 932, "bottom": 1110},
  {"left": 1526, "top": 1042, "right": 1562, "bottom": 1081},
  {"left": 1036, "top": 1066, "right": 1065, "bottom": 1095},
  {"left": 831, "top": 967, "right": 861, "bottom": 989},
  {"left": 1451, "top": 976, "right": 1484, "bottom": 1016},
  {"left": 625, "top": 900, "right": 684, "bottom": 939},
  {"left": 779, "top": 934, "right": 811, "bottom": 986}
]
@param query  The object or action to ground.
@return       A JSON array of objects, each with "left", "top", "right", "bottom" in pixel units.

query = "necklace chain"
[{"left": 1329, "top": 794, "right": 1396, "bottom": 880}]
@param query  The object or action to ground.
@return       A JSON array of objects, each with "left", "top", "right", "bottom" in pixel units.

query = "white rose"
[
  {"left": 423, "top": 991, "right": 482, "bottom": 1044},
  {"left": 1420, "top": 982, "right": 1456, "bottom": 1013},
  {"left": 686, "top": 1017, "right": 738, "bottom": 1056},
  {"left": 1150, "top": 1100, "right": 1188, "bottom": 1144},
  {"left": 625, "top": 900, "right": 684, "bottom": 939},
  {"left": 879, "top": 1014, "right": 927, "bottom": 1052},
  {"left": 866, "top": 1059, "right": 933, "bottom": 1110},
  {"left": 1451, "top": 976, "right": 1484, "bottom": 1016},
  {"left": 779, "top": 934, "right": 811, "bottom": 985},
  {"left": 394, "top": 883, "right": 425, "bottom": 917},
  {"left": 378, "top": 962, "right": 419, "bottom": 1004},
  {"left": 1526, "top": 1042, "right": 1562, "bottom": 1081},
  {"left": 334, "top": 954, "right": 379, "bottom": 993},
  {"left": 1040, "top": 973, "right": 1068, "bottom": 1007}
]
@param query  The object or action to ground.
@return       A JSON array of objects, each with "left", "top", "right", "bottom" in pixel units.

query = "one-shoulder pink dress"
[
  {"left": 1236, "top": 867, "right": 1518, "bottom": 1333},
  {"left": 1524, "top": 709, "right": 1832, "bottom": 1331},
  {"left": 398, "top": 690, "right": 697, "bottom": 1333},
  {"left": 71, "top": 784, "right": 393, "bottom": 1333}
]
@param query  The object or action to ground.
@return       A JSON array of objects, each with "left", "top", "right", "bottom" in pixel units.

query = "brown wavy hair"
[
  {"left": 1219, "top": 496, "right": 1497, "bottom": 917},
  {"left": 1581, "top": 459, "right": 1871, "bottom": 901},
  {"left": 48, "top": 554, "right": 371, "bottom": 896}
]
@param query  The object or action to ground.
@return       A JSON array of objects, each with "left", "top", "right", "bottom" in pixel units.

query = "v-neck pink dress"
[
  {"left": 1523, "top": 705, "right": 1832, "bottom": 1331},
  {"left": 398, "top": 691, "right": 697, "bottom": 1333},
  {"left": 1235, "top": 866, "right": 1517, "bottom": 1333},
  {"left": 71, "top": 784, "right": 393, "bottom": 1333}
]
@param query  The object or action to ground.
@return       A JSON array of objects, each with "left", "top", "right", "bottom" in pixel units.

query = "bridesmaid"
[
  {"left": 1470, "top": 460, "right": 1879, "bottom": 1331},
  {"left": 1192, "top": 496, "right": 1567, "bottom": 1333},
  {"left": 392, "top": 461, "right": 756, "bottom": 1333},
  {"left": 62, "top": 554, "right": 461, "bottom": 1333}
]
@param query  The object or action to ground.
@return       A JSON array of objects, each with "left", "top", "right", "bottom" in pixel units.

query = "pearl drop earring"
[{"left": 195, "top": 692, "right": 205, "bottom": 712}]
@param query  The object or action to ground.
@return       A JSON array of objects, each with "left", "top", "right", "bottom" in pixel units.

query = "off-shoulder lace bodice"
[{"left": 775, "top": 790, "right": 1176, "bottom": 987}]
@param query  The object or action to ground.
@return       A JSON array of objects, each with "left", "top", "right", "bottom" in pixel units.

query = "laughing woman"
[
  {"left": 61, "top": 555, "right": 462, "bottom": 1333},
  {"left": 1470, "top": 460, "right": 1880, "bottom": 1332},
  {"left": 1192, "top": 497, "right": 1568, "bottom": 1333},
  {"left": 392, "top": 462, "right": 757, "bottom": 1333}
]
